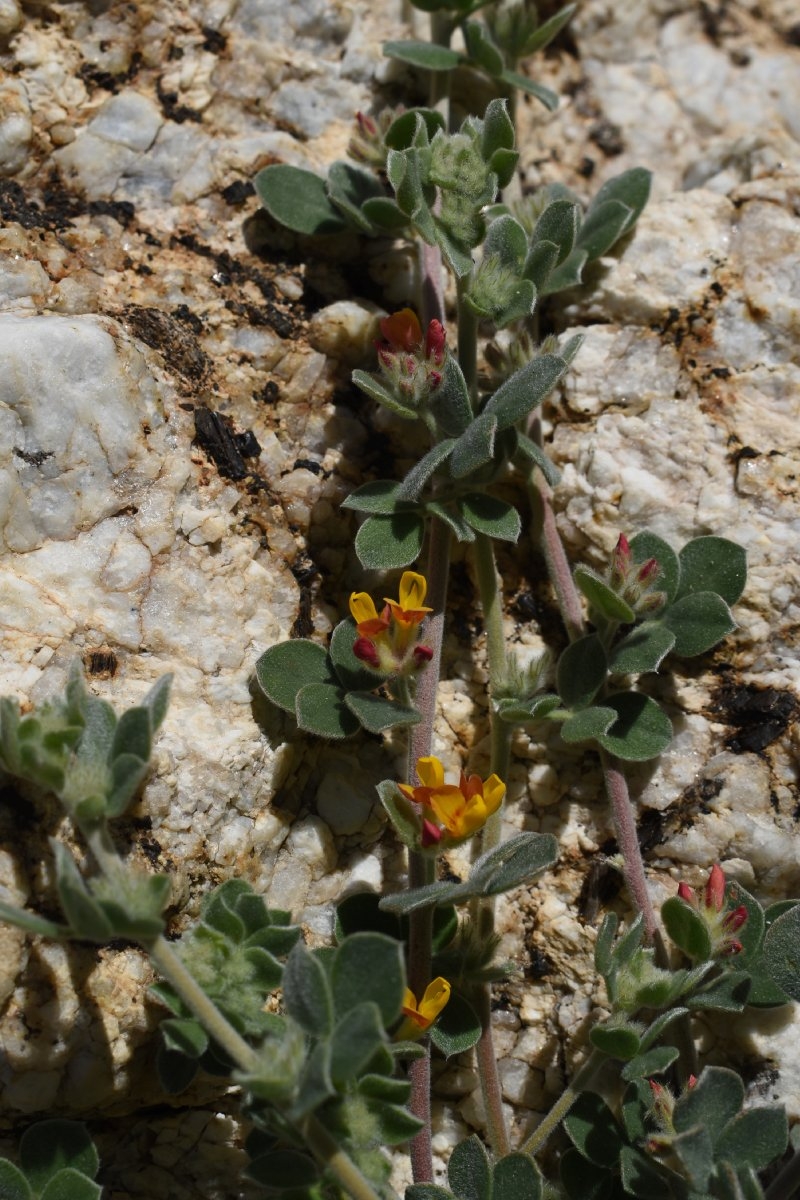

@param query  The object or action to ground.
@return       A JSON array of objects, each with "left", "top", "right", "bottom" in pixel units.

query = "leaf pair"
[{"left": 0, "top": 1121, "right": 101, "bottom": 1200}]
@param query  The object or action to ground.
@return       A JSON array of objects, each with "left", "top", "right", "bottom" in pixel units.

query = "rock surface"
[{"left": 0, "top": 0, "right": 798, "bottom": 1193}]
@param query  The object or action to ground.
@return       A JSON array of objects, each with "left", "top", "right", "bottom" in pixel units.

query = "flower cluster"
[
  {"left": 375, "top": 309, "right": 446, "bottom": 409},
  {"left": 609, "top": 533, "right": 666, "bottom": 615},
  {"left": 396, "top": 977, "right": 451, "bottom": 1041},
  {"left": 647, "top": 1074, "right": 697, "bottom": 1148},
  {"left": 349, "top": 571, "right": 433, "bottom": 675},
  {"left": 677, "top": 864, "right": 748, "bottom": 957},
  {"left": 399, "top": 755, "right": 505, "bottom": 848},
  {"left": 348, "top": 108, "right": 397, "bottom": 168}
]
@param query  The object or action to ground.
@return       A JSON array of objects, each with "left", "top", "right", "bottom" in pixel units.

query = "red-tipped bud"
[
  {"left": 425, "top": 319, "right": 446, "bottom": 364},
  {"left": 427, "top": 370, "right": 442, "bottom": 390},
  {"left": 677, "top": 881, "right": 696, "bottom": 905},
  {"left": 724, "top": 905, "right": 748, "bottom": 933},
  {"left": 724, "top": 939, "right": 744, "bottom": 956},
  {"left": 637, "top": 557, "right": 660, "bottom": 583},
  {"left": 413, "top": 644, "right": 434, "bottom": 666},
  {"left": 356, "top": 110, "right": 377, "bottom": 137},
  {"left": 649, "top": 1080, "right": 664, "bottom": 1098},
  {"left": 705, "top": 864, "right": 726, "bottom": 911},
  {"left": 421, "top": 818, "right": 442, "bottom": 847},
  {"left": 616, "top": 533, "right": 631, "bottom": 559},
  {"left": 687, "top": 1074, "right": 697, "bottom": 1090},
  {"left": 353, "top": 637, "right": 380, "bottom": 668}
]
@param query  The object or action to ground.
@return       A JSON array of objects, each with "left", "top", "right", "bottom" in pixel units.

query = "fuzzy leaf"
[
  {"left": 345, "top": 692, "right": 421, "bottom": 733},
  {"left": 283, "top": 944, "right": 334, "bottom": 1037},
  {"left": 620, "top": 1045, "right": 679, "bottom": 1081},
  {"left": 254, "top": 165, "right": 346, "bottom": 235},
  {"left": 556, "top": 634, "right": 608, "bottom": 709},
  {"left": 499, "top": 68, "right": 559, "bottom": 111},
  {"left": 595, "top": 692, "right": 673, "bottom": 761},
  {"left": 52, "top": 843, "right": 113, "bottom": 942},
  {"left": 160, "top": 1017, "right": 209, "bottom": 1059},
  {"left": 255, "top": 640, "right": 335, "bottom": 714},
  {"left": 0, "top": 900, "right": 69, "bottom": 941},
  {"left": 360, "top": 197, "right": 410, "bottom": 232},
  {"left": 628, "top": 531, "right": 680, "bottom": 604},
  {"left": 331, "top": 933, "right": 405, "bottom": 1027},
  {"left": 619, "top": 1146, "right": 673, "bottom": 1199},
  {"left": 425, "top": 500, "right": 476, "bottom": 542},
  {"left": 21, "top": 1121, "right": 99, "bottom": 1190},
  {"left": 383, "top": 39, "right": 461, "bottom": 70},
  {"left": 520, "top": 4, "right": 577, "bottom": 54},
  {"left": 531, "top": 198, "right": 580, "bottom": 264},
  {"left": 329, "top": 618, "right": 387, "bottom": 693},
  {"left": 354, "top": 512, "right": 425, "bottom": 570},
  {"left": 559, "top": 1148, "right": 610, "bottom": 1200},
  {"left": 459, "top": 493, "right": 520, "bottom": 542},
  {"left": 428, "top": 354, "right": 474, "bottom": 437},
  {"left": 674, "top": 1066, "right": 744, "bottom": 1143},
  {"left": 610, "top": 623, "right": 676, "bottom": 675},
  {"left": 327, "top": 161, "right": 386, "bottom": 233},
  {"left": 245, "top": 1151, "right": 318, "bottom": 1190},
  {"left": 589, "top": 1022, "right": 641, "bottom": 1060},
  {"left": 295, "top": 682, "right": 359, "bottom": 739},
  {"left": 463, "top": 21, "right": 504, "bottom": 77},
  {"left": 397, "top": 439, "right": 456, "bottom": 501},
  {"left": 429, "top": 991, "right": 481, "bottom": 1058},
  {"left": 351, "top": 368, "right": 420, "bottom": 419},
  {"left": 763, "top": 903, "right": 800, "bottom": 1001},
  {"left": 514, "top": 432, "right": 560, "bottom": 486},
  {"left": 662, "top": 592, "right": 736, "bottom": 657},
  {"left": 39, "top": 1170, "right": 101, "bottom": 1200},
  {"left": 590, "top": 168, "right": 651, "bottom": 232},
  {"left": 522, "top": 240, "right": 560, "bottom": 291},
  {"left": 495, "top": 693, "right": 562, "bottom": 725},
  {"left": 715, "top": 1107, "right": 788, "bottom": 1171},
  {"left": 449, "top": 412, "right": 497, "bottom": 478},
  {"left": 483, "top": 353, "right": 568, "bottom": 431},
  {"left": 0, "top": 1160, "right": 32, "bottom": 1200},
  {"left": 688, "top": 971, "right": 751, "bottom": 1012},
  {"left": 492, "top": 1154, "right": 542, "bottom": 1200},
  {"left": 540, "top": 246, "right": 588, "bottom": 294},
  {"left": 574, "top": 565, "right": 635, "bottom": 624},
  {"left": 342, "top": 480, "right": 405, "bottom": 515},
  {"left": 329, "top": 1002, "right": 385, "bottom": 1085},
  {"left": 560, "top": 706, "right": 617, "bottom": 745},
  {"left": 564, "top": 1092, "right": 626, "bottom": 1168},
  {"left": 385, "top": 108, "right": 445, "bottom": 151},
  {"left": 676, "top": 536, "right": 747, "bottom": 605},
  {"left": 448, "top": 1136, "right": 492, "bottom": 1200},
  {"left": 577, "top": 199, "right": 633, "bottom": 260},
  {"left": 661, "top": 896, "right": 713, "bottom": 961}
]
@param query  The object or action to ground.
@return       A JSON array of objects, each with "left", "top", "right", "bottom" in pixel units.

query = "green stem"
[
  {"left": 457, "top": 274, "right": 479, "bottom": 411},
  {"left": 520, "top": 1048, "right": 605, "bottom": 1156},
  {"left": 475, "top": 985, "right": 511, "bottom": 1157},
  {"left": 302, "top": 1114, "right": 392, "bottom": 1200},
  {"left": 429, "top": 13, "right": 453, "bottom": 126}
]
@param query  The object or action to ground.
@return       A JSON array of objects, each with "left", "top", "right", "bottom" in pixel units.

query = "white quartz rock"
[{"left": 0, "top": 81, "right": 32, "bottom": 176}]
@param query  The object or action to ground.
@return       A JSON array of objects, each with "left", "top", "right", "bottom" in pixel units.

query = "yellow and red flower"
[
  {"left": 396, "top": 977, "right": 451, "bottom": 1040},
  {"left": 399, "top": 755, "right": 506, "bottom": 846},
  {"left": 349, "top": 571, "right": 433, "bottom": 674},
  {"left": 375, "top": 309, "right": 446, "bottom": 408}
]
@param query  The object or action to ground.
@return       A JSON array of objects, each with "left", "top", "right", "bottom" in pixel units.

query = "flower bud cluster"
[
  {"left": 677, "top": 863, "right": 748, "bottom": 957},
  {"left": 376, "top": 309, "right": 446, "bottom": 409},
  {"left": 609, "top": 533, "right": 666, "bottom": 615},
  {"left": 647, "top": 1075, "right": 697, "bottom": 1149},
  {"left": 348, "top": 108, "right": 397, "bottom": 169}
]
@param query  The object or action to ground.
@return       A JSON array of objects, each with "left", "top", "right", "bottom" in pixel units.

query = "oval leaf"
[
  {"left": 295, "top": 682, "right": 359, "bottom": 739},
  {"left": 345, "top": 692, "right": 421, "bottom": 733},
  {"left": 662, "top": 592, "right": 735, "bottom": 657},
  {"left": 255, "top": 165, "right": 346, "bottom": 236},
  {"left": 629, "top": 531, "right": 679, "bottom": 604},
  {"left": 460, "top": 493, "right": 521, "bottom": 542},
  {"left": 610, "top": 622, "right": 675, "bottom": 675},
  {"left": 574, "top": 565, "right": 635, "bottom": 624},
  {"left": 354, "top": 513, "right": 425, "bottom": 570},
  {"left": 429, "top": 991, "right": 481, "bottom": 1058},
  {"left": 255, "top": 640, "right": 335, "bottom": 714},
  {"left": 677, "top": 536, "right": 747, "bottom": 605},
  {"left": 556, "top": 634, "right": 608, "bottom": 709},
  {"left": 595, "top": 692, "right": 673, "bottom": 761}
]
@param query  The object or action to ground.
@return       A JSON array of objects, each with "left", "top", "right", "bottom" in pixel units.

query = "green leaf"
[
  {"left": 514, "top": 432, "right": 560, "bottom": 487},
  {"left": 763, "top": 904, "right": 800, "bottom": 1001},
  {"left": 360, "top": 198, "right": 411, "bottom": 234},
  {"left": 638, "top": 1007, "right": 688, "bottom": 1051},
  {"left": 595, "top": 914, "right": 618, "bottom": 977},
  {"left": 591, "top": 168, "right": 651, "bottom": 229},
  {"left": 331, "top": 932, "right": 405, "bottom": 1026},
  {"left": 715, "top": 1107, "right": 788, "bottom": 1171},
  {"left": 619, "top": 1146, "right": 673, "bottom": 1199},
  {"left": 459, "top": 493, "right": 520, "bottom": 542},
  {"left": 499, "top": 68, "right": 559, "bottom": 112},
  {"left": 254, "top": 165, "right": 346, "bottom": 235},
  {"left": 376, "top": 780, "right": 424, "bottom": 850},
  {"left": 559, "top": 1148, "right": 611, "bottom": 1200},
  {"left": 52, "top": 843, "right": 113, "bottom": 942},
  {"left": 522, "top": 240, "right": 560, "bottom": 292},
  {"left": 531, "top": 198, "right": 580, "bottom": 264},
  {"left": 106, "top": 753, "right": 148, "bottom": 818},
  {"left": 160, "top": 1017, "right": 209, "bottom": 1059},
  {"left": 574, "top": 565, "right": 635, "bottom": 624},
  {"left": 540, "top": 246, "right": 588, "bottom": 295},
  {"left": 676, "top": 536, "right": 747, "bottom": 605},
  {"left": 406, "top": 1187, "right": 454, "bottom": 1200},
  {"left": 20, "top": 1121, "right": 99, "bottom": 1190},
  {"left": 383, "top": 39, "right": 461, "bottom": 70},
  {"left": 245, "top": 1150, "right": 318, "bottom": 1189},
  {"left": 661, "top": 896, "right": 713, "bottom": 961},
  {"left": 609, "top": 623, "right": 676, "bottom": 675},
  {"left": 465, "top": 831, "right": 558, "bottom": 899},
  {"left": 674, "top": 1066, "right": 744, "bottom": 1144},
  {"left": 484, "top": 213, "right": 527, "bottom": 267},
  {"left": 481, "top": 98, "right": 515, "bottom": 158},
  {"left": 483, "top": 353, "right": 569, "bottom": 431},
  {"left": 329, "top": 1002, "right": 385, "bottom": 1085},
  {"left": 520, "top": 4, "right": 577, "bottom": 55},
  {"left": 577, "top": 199, "right": 633, "bottom": 261},
  {"left": 327, "top": 161, "right": 386, "bottom": 233},
  {"left": 329, "top": 619, "right": 387, "bottom": 692},
  {"left": 560, "top": 706, "right": 617, "bottom": 745},
  {"left": 463, "top": 21, "right": 504, "bottom": 77},
  {"left": 448, "top": 1135, "right": 492, "bottom": 1200},
  {"left": 628, "top": 532, "right": 679, "bottom": 604},
  {"left": 255, "top": 640, "right": 335, "bottom": 714},
  {"left": 620, "top": 1045, "right": 679, "bottom": 1081},
  {"left": 345, "top": 692, "right": 421, "bottom": 733},
  {"left": 0, "top": 1160, "right": 32, "bottom": 1200},
  {"left": 556, "top": 634, "right": 608, "bottom": 709},
  {"left": 425, "top": 500, "right": 476, "bottom": 542},
  {"left": 492, "top": 1154, "right": 542, "bottom": 1200},
  {"left": 397, "top": 439, "right": 457, "bottom": 502},
  {"left": 589, "top": 1022, "right": 641, "bottom": 1060},
  {"left": 449, "top": 412, "right": 498, "bottom": 478},
  {"left": 0, "top": 900, "right": 69, "bottom": 940},
  {"left": 428, "top": 354, "right": 474, "bottom": 437},
  {"left": 385, "top": 107, "right": 445, "bottom": 150},
  {"left": 688, "top": 971, "right": 751, "bottom": 1013},
  {"left": 595, "top": 692, "right": 673, "bottom": 761},
  {"left": 495, "top": 693, "right": 562, "bottom": 725},
  {"left": 351, "top": 368, "right": 420, "bottom": 420},
  {"left": 283, "top": 944, "right": 334, "bottom": 1037},
  {"left": 429, "top": 991, "right": 481, "bottom": 1058},
  {"left": 564, "top": 1091, "right": 626, "bottom": 1168},
  {"left": 39, "top": 1170, "right": 102, "bottom": 1200},
  {"left": 662, "top": 592, "right": 736, "bottom": 657},
  {"left": 111, "top": 706, "right": 150, "bottom": 764},
  {"left": 295, "top": 682, "right": 359, "bottom": 739},
  {"left": 723, "top": 880, "right": 765, "bottom": 963},
  {"left": 354, "top": 512, "right": 425, "bottom": 570},
  {"left": 342, "top": 480, "right": 405, "bottom": 515}
]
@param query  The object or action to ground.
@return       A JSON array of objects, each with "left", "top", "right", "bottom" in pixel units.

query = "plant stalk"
[
  {"left": 528, "top": 471, "right": 584, "bottom": 643},
  {"left": 303, "top": 1114, "right": 394, "bottom": 1200},
  {"left": 457, "top": 275, "right": 479, "bottom": 410},
  {"left": 475, "top": 985, "right": 511, "bottom": 1157},
  {"left": 520, "top": 1048, "right": 605, "bottom": 1156},
  {"left": 601, "top": 750, "right": 658, "bottom": 943}
]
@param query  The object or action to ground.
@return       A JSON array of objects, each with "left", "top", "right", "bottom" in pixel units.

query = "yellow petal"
[
  {"left": 398, "top": 571, "right": 428, "bottom": 610},
  {"left": 416, "top": 756, "right": 444, "bottom": 789},
  {"left": 401, "top": 987, "right": 418, "bottom": 1013},
  {"left": 427, "top": 785, "right": 470, "bottom": 835},
  {"left": 482, "top": 774, "right": 506, "bottom": 814},
  {"left": 349, "top": 592, "right": 379, "bottom": 625},
  {"left": 419, "top": 977, "right": 451, "bottom": 1022}
]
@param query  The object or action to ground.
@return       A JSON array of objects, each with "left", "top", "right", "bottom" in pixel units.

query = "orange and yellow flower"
[
  {"left": 397, "top": 977, "right": 451, "bottom": 1040},
  {"left": 349, "top": 571, "right": 433, "bottom": 672},
  {"left": 399, "top": 755, "right": 506, "bottom": 844}
]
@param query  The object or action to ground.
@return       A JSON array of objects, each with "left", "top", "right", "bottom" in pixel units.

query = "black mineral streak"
[
  {"left": 193, "top": 409, "right": 248, "bottom": 481},
  {"left": 712, "top": 683, "right": 798, "bottom": 753}
]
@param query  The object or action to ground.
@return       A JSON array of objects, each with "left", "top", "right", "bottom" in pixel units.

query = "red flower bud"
[
  {"left": 705, "top": 863, "right": 726, "bottom": 912},
  {"left": 677, "top": 881, "right": 696, "bottom": 905},
  {"left": 637, "top": 557, "right": 660, "bottom": 583},
  {"left": 421, "top": 818, "right": 442, "bottom": 847},
  {"left": 413, "top": 644, "right": 434, "bottom": 666},
  {"left": 353, "top": 637, "right": 380, "bottom": 668},
  {"left": 616, "top": 533, "right": 631, "bottom": 559},
  {"left": 425, "top": 319, "right": 446, "bottom": 364},
  {"left": 687, "top": 1074, "right": 697, "bottom": 1090},
  {"left": 723, "top": 905, "right": 748, "bottom": 933}
]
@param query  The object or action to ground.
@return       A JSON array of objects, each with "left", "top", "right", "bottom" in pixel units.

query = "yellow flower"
[
  {"left": 398, "top": 977, "right": 451, "bottom": 1038},
  {"left": 348, "top": 572, "right": 432, "bottom": 670},
  {"left": 398, "top": 756, "right": 506, "bottom": 842}
]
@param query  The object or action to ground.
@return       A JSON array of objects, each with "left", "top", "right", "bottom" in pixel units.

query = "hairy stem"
[
  {"left": 429, "top": 13, "right": 453, "bottom": 126},
  {"left": 475, "top": 985, "right": 511, "bottom": 1157},
  {"left": 303, "top": 1114, "right": 395, "bottom": 1200},
  {"left": 457, "top": 274, "right": 479, "bottom": 411},
  {"left": 520, "top": 1048, "right": 605, "bottom": 1156},
  {"left": 528, "top": 471, "right": 584, "bottom": 643},
  {"left": 601, "top": 750, "right": 658, "bottom": 942}
]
